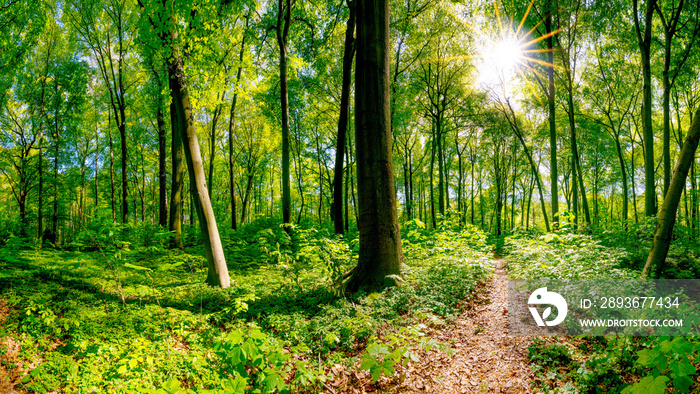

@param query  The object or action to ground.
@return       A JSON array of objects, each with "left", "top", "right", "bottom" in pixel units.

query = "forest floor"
[
  {"left": 395, "top": 257, "right": 534, "bottom": 393},
  {"left": 334, "top": 256, "right": 536, "bottom": 394}
]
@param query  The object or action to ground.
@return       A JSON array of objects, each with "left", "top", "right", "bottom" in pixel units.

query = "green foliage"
[
  {"left": 360, "top": 324, "right": 452, "bottom": 382},
  {"left": 623, "top": 337, "right": 699, "bottom": 394},
  {"left": 0, "top": 222, "right": 491, "bottom": 392},
  {"left": 504, "top": 231, "right": 635, "bottom": 279}
]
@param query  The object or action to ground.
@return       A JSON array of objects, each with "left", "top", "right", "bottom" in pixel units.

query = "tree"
[
  {"left": 66, "top": 0, "right": 136, "bottom": 224},
  {"left": 346, "top": 0, "right": 405, "bottom": 291},
  {"left": 643, "top": 107, "right": 700, "bottom": 277},
  {"left": 633, "top": 0, "right": 658, "bottom": 216},
  {"left": 332, "top": 1, "right": 355, "bottom": 235},
  {"left": 137, "top": 0, "right": 230, "bottom": 288},
  {"left": 655, "top": 0, "right": 700, "bottom": 196}
]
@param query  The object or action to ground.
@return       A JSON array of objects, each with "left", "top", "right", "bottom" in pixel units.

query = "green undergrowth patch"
[
  {"left": 503, "top": 230, "right": 636, "bottom": 279},
  {"left": 0, "top": 218, "right": 492, "bottom": 393},
  {"left": 504, "top": 229, "right": 700, "bottom": 393}
]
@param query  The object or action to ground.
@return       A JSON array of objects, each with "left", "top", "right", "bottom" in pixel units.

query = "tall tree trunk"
[
  {"left": 52, "top": 136, "right": 59, "bottom": 242},
  {"left": 345, "top": 142, "right": 350, "bottom": 231},
  {"left": 634, "top": 0, "right": 658, "bottom": 216},
  {"left": 437, "top": 123, "right": 445, "bottom": 216},
  {"left": 470, "top": 150, "right": 475, "bottom": 225},
  {"left": 157, "top": 105, "right": 167, "bottom": 226},
  {"left": 346, "top": 0, "right": 404, "bottom": 291},
  {"left": 227, "top": 30, "right": 246, "bottom": 230},
  {"left": 38, "top": 137, "right": 43, "bottom": 240},
  {"left": 208, "top": 94, "right": 225, "bottom": 195},
  {"left": 169, "top": 46, "right": 230, "bottom": 287},
  {"left": 169, "top": 102, "right": 184, "bottom": 249},
  {"left": 429, "top": 129, "right": 436, "bottom": 228},
  {"left": 108, "top": 114, "right": 116, "bottom": 222},
  {"left": 566, "top": 79, "right": 591, "bottom": 225},
  {"left": 643, "top": 108, "right": 700, "bottom": 277},
  {"left": 333, "top": 4, "right": 355, "bottom": 235},
  {"left": 546, "top": 0, "right": 558, "bottom": 228},
  {"left": 119, "top": 106, "right": 128, "bottom": 223},
  {"left": 277, "top": 0, "right": 292, "bottom": 228},
  {"left": 614, "top": 135, "right": 629, "bottom": 223}
]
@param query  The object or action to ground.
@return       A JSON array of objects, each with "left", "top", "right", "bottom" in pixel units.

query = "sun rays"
[{"left": 445, "top": 0, "right": 567, "bottom": 97}]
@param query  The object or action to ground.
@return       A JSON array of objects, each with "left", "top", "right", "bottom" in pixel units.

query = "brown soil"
[{"left": 329, "top": 258, "right": 535, "bottom": 393}]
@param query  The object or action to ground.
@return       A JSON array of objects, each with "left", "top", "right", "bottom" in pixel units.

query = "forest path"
[{"left": 391, "top": 256, "right": 535, "bottom": 393}]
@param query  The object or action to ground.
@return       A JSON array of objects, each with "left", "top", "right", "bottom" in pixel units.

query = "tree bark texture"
[{"left": 346, "top": 0, "right": 404, "bottom": 291}]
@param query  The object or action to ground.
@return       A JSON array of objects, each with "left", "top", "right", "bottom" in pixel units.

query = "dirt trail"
[{"left": 392, "top": 257, "right": 535, "bottom": 393}]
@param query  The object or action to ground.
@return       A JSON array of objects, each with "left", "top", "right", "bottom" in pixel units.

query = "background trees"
[{"left": 0, "top": 0, "right": 699, "bottom": 283}]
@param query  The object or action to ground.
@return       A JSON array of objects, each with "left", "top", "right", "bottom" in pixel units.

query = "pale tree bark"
[
  {"left": 346, "top": 0, "right": 404, "bottom": 291},
  {"left": 643, "top": 107, "right": 700, "bottom": 278},
  {"left": 168, "top": 45, "right": 230, "bottom": 287}
]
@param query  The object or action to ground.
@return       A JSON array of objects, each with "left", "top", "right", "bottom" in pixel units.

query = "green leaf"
[
  {"left": 624, "top": 375, "right": 669, "bottom": 394},
  {"left": 124, "top": 262, "right": 152, "bottom": 271},
  {"left": 366, "top": 343, "right": 389, "bottom": 355},
  {"left": 360, "top": 353, "right": 378, "bottom": 371},
  {"left": 222, "top": 376, "right": 247, "bottom": 394},
  {"left": 673, "top": 375, "right": 693, "bottom": 393},
  {"left": 670, "top": 358, "right": 696, "bottom": 378},
  {"left": 262, "top": 370, "right": 286, "bottom": 392}
]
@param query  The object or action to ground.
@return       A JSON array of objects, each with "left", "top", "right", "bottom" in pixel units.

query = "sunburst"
[{"left": 475, "top": 0, "right": 566, "bottom": 97}]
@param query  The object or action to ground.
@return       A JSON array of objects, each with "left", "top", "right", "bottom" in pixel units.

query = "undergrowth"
[
  {"left": 0, "top": 217, "right": 492, "bottom": 393},
  {"left": 505, "top": 224, "right": 700, "bottom": 394}
]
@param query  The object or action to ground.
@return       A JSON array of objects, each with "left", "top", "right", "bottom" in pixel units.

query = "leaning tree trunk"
[
  {"left": 346, "top": 0, "right": 404, "bottom": 291},
  {"left": 168, "top": 29, "right": 230, "bottom": 288},
  {"left": 333, "top": 3, "right": 355, "bottom": 235},
  {"left": 643, "top": 107, "right": 700, "bottom": 278}
]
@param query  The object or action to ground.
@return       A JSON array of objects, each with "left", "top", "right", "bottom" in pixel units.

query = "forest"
[{"left": 1, "top": 0, "right": 700, "bottom": 391}]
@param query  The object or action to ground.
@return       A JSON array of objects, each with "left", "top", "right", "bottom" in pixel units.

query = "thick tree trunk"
[
  {"left": 346, "top": 0, "right": 404, "bottom": 291},
  {"left": 157, "top": 105, "right": 167, "bottom": 226},
  {"left": 643, "top": 108, "right": 700, "bottom": 278},
  {"left": 333, "top": 5, "right": 355, "bottom": 235}
]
